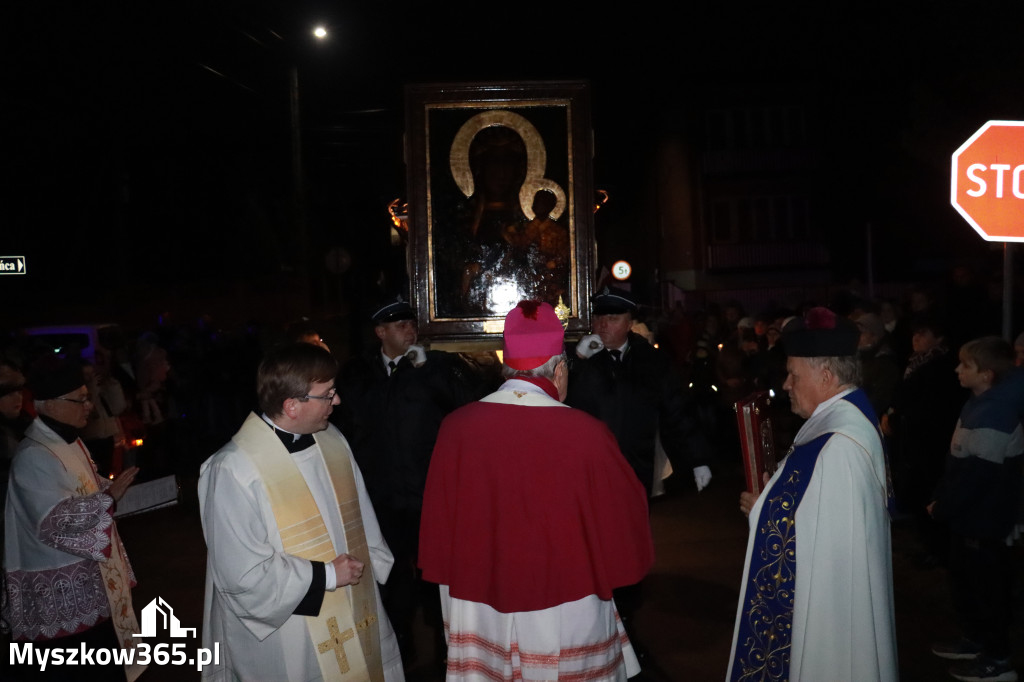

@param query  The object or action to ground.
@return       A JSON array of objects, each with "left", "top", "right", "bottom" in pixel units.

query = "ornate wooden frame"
[{"left": 404, "top": 81, "right": 594, "bottom": 343}]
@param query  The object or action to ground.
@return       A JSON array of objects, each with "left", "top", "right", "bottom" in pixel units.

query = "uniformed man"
[
  {"left": 566, "top": 286, "right": 712, "bottom": 674},
  {"left": 567, "top": 286, "right": 713, "bottom": 495},
  {"left": 335, "top": 295, "right": 475, "bottom": 664}
]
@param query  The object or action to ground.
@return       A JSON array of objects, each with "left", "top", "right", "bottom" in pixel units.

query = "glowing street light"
[{"left": 288, "top": 24, "right": 330, "bottom": 280}]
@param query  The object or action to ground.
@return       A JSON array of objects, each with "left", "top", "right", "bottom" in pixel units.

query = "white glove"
[
  {"left": 576, "top": 334, "right": 604, "bottom": 359},
  {"left": 405, "top": 344, "right": 427, "bottom": 368},
  {"left": 693, "top": 465, "right": 712, "bottom": 492}
]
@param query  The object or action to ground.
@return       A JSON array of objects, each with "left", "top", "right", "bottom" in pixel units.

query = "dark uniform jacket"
[
  {"left": 566, "top": 332, "right": 711, "bottom": 493},
  {"left": 889, "top": 349, "right": 965, "bottom": 507},
  {"left": 859, "top": 343, "right": 901, "bottom": 417},
  {"left": 335, "top": 349, "right": 475, "bottom": 512}
]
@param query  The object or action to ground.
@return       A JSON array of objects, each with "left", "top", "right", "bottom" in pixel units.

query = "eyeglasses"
[
  {"left": 54, "top": 395, "right": 93, "bottom": 405},
  {"left": 295, "top": 388, "right": 337, "bottom": 402}
]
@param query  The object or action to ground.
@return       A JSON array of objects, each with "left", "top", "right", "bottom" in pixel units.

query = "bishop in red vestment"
[{"left": 419, "top": 301, "right": 654, "bottom": 681}]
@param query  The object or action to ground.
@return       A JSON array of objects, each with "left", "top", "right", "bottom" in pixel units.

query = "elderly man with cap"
[
  {"left": 569, "top": 286, "right": 713, "bottom": 495},
  {"left": 5, "top": 357, "right": 144, "bottom": 681},
  {"left": 726, "top": 307, "right": 898, "bottom": 682},
  {"left": 419, "top": 300, "right": 654, "bottom": 680},
  {"left": 335, "top": 294, "right": 475, "bottom": 664}
]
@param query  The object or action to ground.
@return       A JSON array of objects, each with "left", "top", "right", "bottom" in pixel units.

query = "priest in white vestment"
[
  {"left": 727, "top": 307, "right": 898, "bottom": 682},
  {"left": 199, "top": 343, "right": 404, "bottom": 682}
]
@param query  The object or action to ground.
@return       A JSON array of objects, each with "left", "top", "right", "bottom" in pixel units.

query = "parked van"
[{"left": 21, "top": 323, "right": 123, "bottom": 363}]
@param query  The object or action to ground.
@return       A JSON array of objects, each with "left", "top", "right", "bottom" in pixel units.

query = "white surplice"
[
  {"left": 441, "top": 585, "right": 639, "bottom": 682},
  {"left": 199, "top": 420, "right": 403, "bottom": 682},
  {"left": 5, "top": 418, "right": 145, "bottom": 681}
]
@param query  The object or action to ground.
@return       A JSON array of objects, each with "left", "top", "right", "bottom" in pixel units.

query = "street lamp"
[
  {"left": 197, "top": 23, "right": 330, "bottom": 287},
  {"left": 289, "top": 24, "right": 330, "bottom": 281}
]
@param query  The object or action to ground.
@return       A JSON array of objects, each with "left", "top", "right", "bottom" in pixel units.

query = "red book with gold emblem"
[{"left": 735, "top": 390, "right": 777, "bottom": 495}]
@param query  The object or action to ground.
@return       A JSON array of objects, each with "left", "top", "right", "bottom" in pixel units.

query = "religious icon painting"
[{"left": 405, "top": 81, "right": 595, "bottom": 342}]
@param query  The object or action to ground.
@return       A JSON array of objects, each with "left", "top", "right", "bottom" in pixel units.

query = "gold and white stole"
[{"left": 237, "top": 414, "right": 383, "bottom": 682}]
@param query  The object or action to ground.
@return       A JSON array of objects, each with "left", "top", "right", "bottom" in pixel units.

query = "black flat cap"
[
  {"left": 30, "top": 356, "right": 85, "bottom": 400},
  {"left": 783, "top": 307, "right": 859, "bottom": 357}
]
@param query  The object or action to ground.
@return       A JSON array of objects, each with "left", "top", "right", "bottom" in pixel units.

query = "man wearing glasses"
[
  {"left": 199, "top": 342, "right": 404, "bottom": 682},
  {"left": 5, "top": 357, "right": 144, "bottom": 681}
]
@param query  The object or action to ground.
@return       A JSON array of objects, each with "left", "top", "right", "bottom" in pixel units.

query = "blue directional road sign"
[{"left": 0, "top": 256, "right": 27, "bottom": 275}]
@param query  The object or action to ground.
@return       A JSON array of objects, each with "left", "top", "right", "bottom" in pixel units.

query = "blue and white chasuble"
[{"left": 727, "top": 388, "right": 898, "bottom": 682}]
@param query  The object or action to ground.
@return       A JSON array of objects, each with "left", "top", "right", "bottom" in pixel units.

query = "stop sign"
[{"left": 950, "top": 120, "right": 1024, "bottom": 241}]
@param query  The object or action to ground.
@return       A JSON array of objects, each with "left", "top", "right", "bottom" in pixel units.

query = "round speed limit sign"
[{"left": 611, "top": 260, "right": 631, "bottom": 280}]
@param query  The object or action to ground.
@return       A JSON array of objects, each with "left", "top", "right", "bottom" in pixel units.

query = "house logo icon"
[{"left": 133, "top": 597, "right": 197, "bottom": 639}]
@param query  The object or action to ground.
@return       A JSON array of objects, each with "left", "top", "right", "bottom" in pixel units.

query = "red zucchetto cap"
[
  {"left": 503, "top": 301, "right": 565, "bottom": 370},
  {"left": 783, "top": 306, "right": 860, "bottom": 357}
]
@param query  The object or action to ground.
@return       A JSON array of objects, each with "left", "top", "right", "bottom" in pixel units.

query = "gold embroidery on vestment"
[
  {"left": 737, "top": 484, "right": 797, "bottom": 681},
  {"left": 317, "top": 617, "right": 356, "bottom": 674},
  {"left": 355, "top": 603, "right": 378, "bottom": 632}
]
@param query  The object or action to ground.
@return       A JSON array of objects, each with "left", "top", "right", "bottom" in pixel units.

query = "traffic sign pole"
[{"left": 1005, "top": 244, "right": 1014, "bottom": 341}]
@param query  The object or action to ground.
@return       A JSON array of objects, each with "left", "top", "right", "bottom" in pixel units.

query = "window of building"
[
  {"left": 709, "top": 194, "right": 813, "bottom": 243},
  {"left": 705, "top": 104, "right": 808, "bottom": 150}
]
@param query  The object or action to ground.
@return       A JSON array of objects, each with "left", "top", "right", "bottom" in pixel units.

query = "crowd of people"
[{"left": 1, "top": 276, "right": 1022, "bottom": 681}]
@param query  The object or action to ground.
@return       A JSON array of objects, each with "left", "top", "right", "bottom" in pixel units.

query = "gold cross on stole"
[
  {"left": 317, "top": 616, "right": 355, "bottom": 673},
  {"left": 356, "top": 603, "right": 378, "bottom": 632}
]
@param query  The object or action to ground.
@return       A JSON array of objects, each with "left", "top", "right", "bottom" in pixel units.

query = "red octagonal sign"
[{"left": 951, "top": 120, "right": 1024, "bottom": 241}]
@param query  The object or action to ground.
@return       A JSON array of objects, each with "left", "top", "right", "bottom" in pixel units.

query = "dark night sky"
[{"left": 4, "top": 1, "right": 1023, "bottom": 327}]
